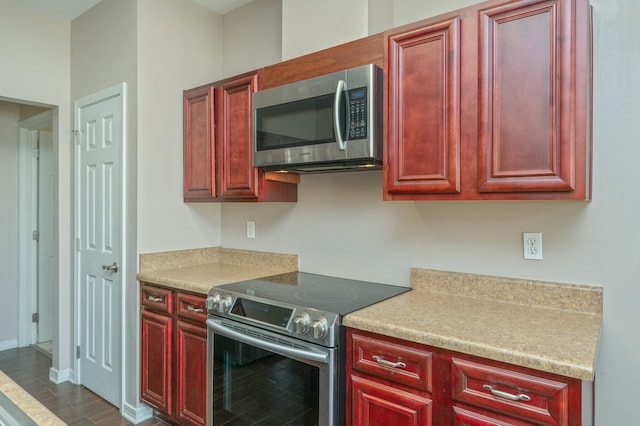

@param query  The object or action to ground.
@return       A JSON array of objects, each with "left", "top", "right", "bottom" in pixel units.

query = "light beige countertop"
[
  {"left": 343, "top": 268, "right": 602, "bottom": 381},
  {"left": 136, "top": 247, "right": 298, "bottom": 294},
  {"left": 0, "top": 370, "right": 66, "bottom": 425}
]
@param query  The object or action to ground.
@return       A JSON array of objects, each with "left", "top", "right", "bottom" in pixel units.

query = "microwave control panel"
[{"left": 348, "top": 87, "right": 368, "bottom": 139}]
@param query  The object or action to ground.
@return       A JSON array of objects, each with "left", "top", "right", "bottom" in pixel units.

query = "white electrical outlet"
[
  {"left": 523, "top": 232, "right": 542, "bottom": 260},
  {"left": 246, "top": 221, "right": 255, "bottom": 239}
]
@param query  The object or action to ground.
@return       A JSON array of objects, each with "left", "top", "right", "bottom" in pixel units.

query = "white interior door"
[
  {"left": 37, "top": 130, "right": 54, "bottom": 343},
  {"left": 75, "top": 87, "right": 124, "bottom": 407}
]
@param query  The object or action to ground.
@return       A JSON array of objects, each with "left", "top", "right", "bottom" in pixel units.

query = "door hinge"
[
  {"left": 76, "top": 238, "right": 81, "bottom": 252},
  {"left": 76, "top": 345, "right": 81, "bottom": 359},
  {"left": 32, "top": 313, "right": 39, "bottom": 323},
  {"left": 32, "top": 148, "right": 40, "bottom": 159},
  {"left": 32, "top": 230, "right": 39, "bottom": 241},
  {"left": 72, "top": 129, "right": 82, "bottom": 145}
]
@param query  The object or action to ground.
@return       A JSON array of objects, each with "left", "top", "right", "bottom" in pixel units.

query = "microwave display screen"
[{"left": 256, "top": 93, "right": 347, "bottom": 151}]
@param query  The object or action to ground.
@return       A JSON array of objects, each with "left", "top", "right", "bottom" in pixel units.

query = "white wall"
[
  {"left": 0, "top": 0, "right": 71, "bottom": 373},
  {"left": 219, "top": 0, "right": 640, "bottom": 423},
  {"left": 0, "top": 102, "right": 20, "bottom": 350}
]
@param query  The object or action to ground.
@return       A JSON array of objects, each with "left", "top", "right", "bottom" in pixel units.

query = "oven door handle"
[{"left": 208, "top": 319, "right": 329, "bottom": 365}]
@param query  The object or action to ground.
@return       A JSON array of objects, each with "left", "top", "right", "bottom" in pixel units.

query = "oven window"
[{"left": 213, "top": 334, "right": 319, "bottom": 425}]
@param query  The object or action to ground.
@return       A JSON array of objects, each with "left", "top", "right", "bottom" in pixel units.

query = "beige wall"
[
  {"left": 137, "top": 0, "right": 224, "bottom": 255},
  {"left": 218, "top": 0, "right": 640, "bottom": 423},
  {"left": 71, "top": 0, "right": 225, "bottom": 414},
  {"left": 222, "top": 0, "right": 282, "bottom": 76},
  {"left": 0, "top": 102, "right": 21, "bottom": 348},
  {"left": 0, "top": 0, "right": 71, "bottom": 376},
  {"left": 281, "top": 0, "right": 369, "bottom": 60},
  {"left": 71, "top": 0, "right": 138, "bottom": 412}
]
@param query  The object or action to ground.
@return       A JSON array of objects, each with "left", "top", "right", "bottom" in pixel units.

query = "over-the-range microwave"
[{"left": 252, "top": 64, "right": 382, "bottom": 174}]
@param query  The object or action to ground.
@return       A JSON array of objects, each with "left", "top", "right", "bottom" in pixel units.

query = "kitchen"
[{"left": 0, "top": 0, "right": 637, "bottom": 424}]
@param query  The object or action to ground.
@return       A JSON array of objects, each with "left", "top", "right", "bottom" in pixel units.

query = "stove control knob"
[
  {"left": 312, "top": 317, "right": 328, "bottom": 339},
  {"left": 206, "top": 293, "right": 220, "bottom": 311},
  {"left": 217, "top": 295, "right": 232, "bottom": 313},
  {"left": 293, "top": 313, "right": 311, "bottom": 334}
]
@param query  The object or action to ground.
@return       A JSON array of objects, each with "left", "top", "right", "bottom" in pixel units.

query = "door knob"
[{"left": 102, "top": 262, "right": 119, "bottom": 273}]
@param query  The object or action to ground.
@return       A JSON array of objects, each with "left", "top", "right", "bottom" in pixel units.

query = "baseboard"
[
  {"left": 122, "top": 401, "right": 153, "bottom": 424},
  {"left": 0, "top": 339, "right": 18, "bottom": 352},
  {"left": 48, "top": 367, "right": 72, "bottom": 384}
]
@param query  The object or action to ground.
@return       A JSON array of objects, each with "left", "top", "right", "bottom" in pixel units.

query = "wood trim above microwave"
[{"left": 261, "top": 33, "right": 384, "bottom": 90}]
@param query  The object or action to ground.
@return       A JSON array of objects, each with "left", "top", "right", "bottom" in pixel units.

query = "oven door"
[{"left": 206, "top": 317, "right": 337, "bottom": 426}]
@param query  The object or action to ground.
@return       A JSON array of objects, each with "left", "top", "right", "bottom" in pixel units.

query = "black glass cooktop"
[{"left": 217, "top": 271, "right": 410, "bottom": 316}]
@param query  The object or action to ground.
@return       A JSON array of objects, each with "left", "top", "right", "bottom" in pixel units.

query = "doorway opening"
[{"left": 18, "top": 108, "right": 55, "bottom": 358}]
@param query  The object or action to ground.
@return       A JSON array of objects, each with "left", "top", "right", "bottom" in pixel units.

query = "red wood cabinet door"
[
  {"left": 183, "top": 85, "right": 216, "bottom": 201},
  {"left": 352, "top": 375, "right": 432, "bottom": 426},
  {"left": 477, "top": 0, "right": 590, "bottom": 197},
  {"left": 141, "top": 309, "right": 173, "bottom": 415},
  {"left": 176, "top": 320, "right": 207, "bottom": 426},
  {"left": 384, "top": 16, "right": 461, "bottom": 199},
  {"left": 216, "top": 71, "right": 260, "bottom": 200}
]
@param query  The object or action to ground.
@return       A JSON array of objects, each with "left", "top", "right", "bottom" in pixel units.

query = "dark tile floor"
[{"left": 0, "top": 347, "right": 164, "bottom": 425}]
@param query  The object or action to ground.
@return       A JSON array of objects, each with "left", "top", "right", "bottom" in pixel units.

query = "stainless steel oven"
[
  {"left": 205, "top": 272, "right": 409, "bottom": 426},
  {"left": 207, "top": 318, "right": 337, "bottom": 425}
]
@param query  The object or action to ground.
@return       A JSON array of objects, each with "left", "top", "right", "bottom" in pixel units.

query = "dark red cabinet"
[
  {"left": 347, "top": 329, "right": 584, "bottom": 426},
  {"left": 183, "top": 71, "right": 298, "bottom": 203},
  {"left": 384, "top": 0, "right": 591, "bottom": 201},
  {"left": 183, "top": 85, "right": 216, "bottom": 201},
  {"left": 141, "top": 309, "right": 173, "bottom": 414},
  {"left": 140, "top": 283, "right": 207, "bottom": 426}
]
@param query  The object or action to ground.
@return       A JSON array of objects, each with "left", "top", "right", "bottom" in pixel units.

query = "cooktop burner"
[{"left": 216, "top": 271, "right": 410, "bottom": 316}]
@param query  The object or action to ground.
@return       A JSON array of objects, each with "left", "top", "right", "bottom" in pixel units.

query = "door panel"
[
  {"left": 77, "top": 91, "right": 123, "bottom": 407},
  {"left": 37, "top": 130, "right": 54, "bottom": 343}
]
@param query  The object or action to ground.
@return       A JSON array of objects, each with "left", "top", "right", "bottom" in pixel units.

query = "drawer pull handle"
[
  {"left": 373, "top": 356, "right": 406, "bottom": 369},
  {"left": 482, "top": 384, "right": 531, "bottom": 402},
  {"left": 186, "top": 305, "right": 204, "bottom": 313},
  {"left": 147, "top": 295, "right": 164, "bottom": 303}
]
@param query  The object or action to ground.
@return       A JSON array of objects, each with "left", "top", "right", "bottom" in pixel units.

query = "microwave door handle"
[{"left": 334, "top": 80, "right": 347, "bottom": 150}]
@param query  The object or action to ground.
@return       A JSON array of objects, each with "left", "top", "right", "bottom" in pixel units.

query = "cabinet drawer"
[
  {"left": 351, "top": 332, "right": 432, "bottom": 392},
  {"left": 452, "top": 358, "right": 569, "bottom": 426},
  {"left": 177, "top": 292, "right": 207, "bottom": 323},
  {"left": 141, "top": 284, "right": 174, "bottom": 314},
  {"left": 453, "top": 405, "right": 537, "bottom": 426}
]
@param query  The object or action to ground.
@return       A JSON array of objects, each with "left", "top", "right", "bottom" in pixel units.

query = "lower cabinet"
[
  {"left": 347, "top": 329, "right": 585, "bottom": 426},
  {"left": 347, "top": 329, "right": 436, "bottom": 426},
  {"left": 140, "top": 282, "right": 207, "bottom": 426},
  {"left": 351, "top": 375, "right": 433, "bottom": 425}
]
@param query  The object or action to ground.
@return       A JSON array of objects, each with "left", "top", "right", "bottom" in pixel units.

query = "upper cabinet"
[
  {"left": 183, "top": 84, "right": 216, "bottom": 201},
  {"left": 384, "top": 15, "right": 462, "bottom": 196},
  {"left": 183, "top": 71, "right": 298, "bottom": 203},
  {"left": 384, "top": 0, "right": 592, "bottom": 201}
]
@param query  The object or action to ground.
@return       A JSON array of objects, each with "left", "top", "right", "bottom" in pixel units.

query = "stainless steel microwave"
[{"left": 253, "top": 64, "right": 382, "bottom": 173}]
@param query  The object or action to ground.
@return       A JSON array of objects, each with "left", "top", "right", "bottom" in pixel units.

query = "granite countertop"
[
  {"left": 0, "top": 371, "right": 66, "bottom": 425},
  {"left": 343, "top": 268, "right": 602, "bottom": 381},
  {"left": 136, "top": 247, "right": 298, "bottom": 294}
]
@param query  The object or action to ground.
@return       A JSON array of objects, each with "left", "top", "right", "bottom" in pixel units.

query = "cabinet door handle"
[
  {"left": 372, "top": 355, "right": 406, "bottom": 369},
  {"left": 482, "top": 384, "right": 531, "bottom": 402},
  {"left": 186, "top": 305, "right": 204, "bottom": 313},
  {"left": 147, "top": 295, "right": 164, "bottom": 303}
]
